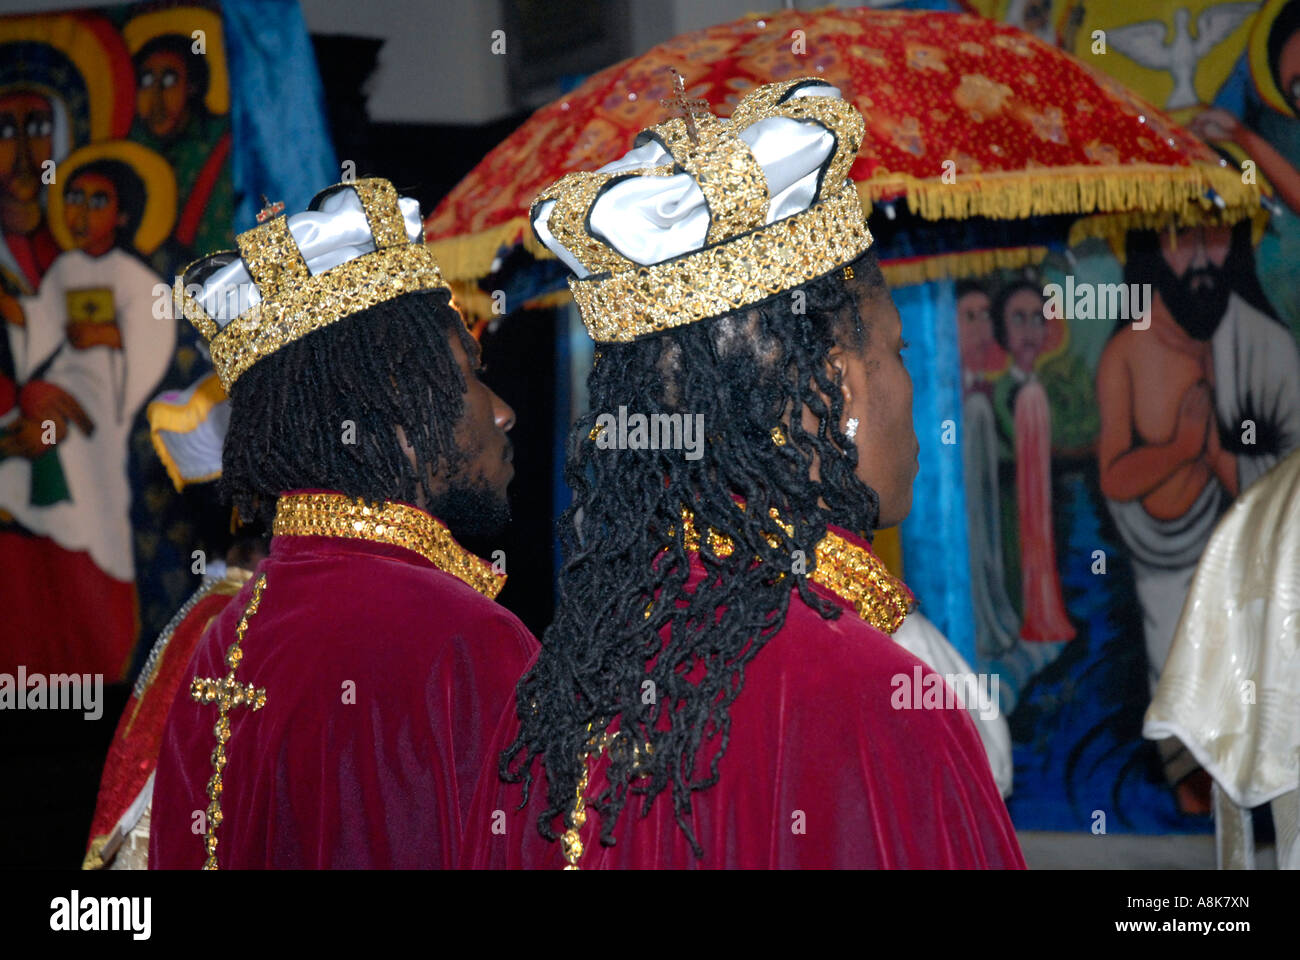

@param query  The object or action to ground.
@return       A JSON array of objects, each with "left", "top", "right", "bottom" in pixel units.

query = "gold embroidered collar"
[
  {"left": 674, "top": 509, "right": 914, "bottom": 635},
  {"left": 273, "top": 492, "right": 505, "bottom": 600}
]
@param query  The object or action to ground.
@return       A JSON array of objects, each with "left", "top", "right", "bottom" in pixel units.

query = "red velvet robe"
[
  {"left": 84, "top": 569, "right": 248, "bottom": 868},
  {"left": 463, "top": 524, "right": 1025, "bottom": 869},
  {"left": 149, "top": 492, "right": 537, "bottom": 869}
]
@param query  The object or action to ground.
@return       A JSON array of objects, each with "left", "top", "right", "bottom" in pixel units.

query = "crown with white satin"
[
  {"left": 530, "top": 78, "right": 873, "bottom": 343},
  {"left": 176, "top": 178, "right": 451, "bottom": 390}
]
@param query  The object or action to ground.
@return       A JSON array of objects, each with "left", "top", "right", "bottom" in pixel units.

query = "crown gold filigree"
[
  {"left": 176, "top": 178, "right": 451, "bottom": 390},
  {"left": 531, "top": 78, "right": 872, "bottom": 343}
]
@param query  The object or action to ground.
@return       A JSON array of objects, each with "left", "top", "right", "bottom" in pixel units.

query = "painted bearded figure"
[{"left": 1098, "top": 218, "right": 1300, "bottom": 806}]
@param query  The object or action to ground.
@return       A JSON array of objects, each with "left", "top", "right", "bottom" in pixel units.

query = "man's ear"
[
  {"left": 826, "top": 344, "right": 854, "bottom": 409},
  {"left": 394, "top": 423, "right": 432, "bottom": 510}
]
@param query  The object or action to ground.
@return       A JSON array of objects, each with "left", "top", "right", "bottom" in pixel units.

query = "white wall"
[{"left": 298, "top": 0, "right": 510, "bottom": 124}]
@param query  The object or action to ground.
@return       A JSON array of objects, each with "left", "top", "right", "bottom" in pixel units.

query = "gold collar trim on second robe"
[
  {"left": 675, "top": 509, "right": 914, "bottom": 635},
  {"left": 272, "top": 492, "right": 505, "bottom": 600}
]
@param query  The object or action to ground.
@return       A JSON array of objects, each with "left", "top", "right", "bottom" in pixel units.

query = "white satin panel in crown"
[
  {"left": 535, "top": 86, "right": 842, "bottom": 278},
  {"left": 196, "top": 191, "right": 423, "bottom": 328}
]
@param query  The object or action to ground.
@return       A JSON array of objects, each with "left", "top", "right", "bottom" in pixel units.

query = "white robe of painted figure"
[{"left": 0, "top": 248, "right": 173, "bottom": 581}]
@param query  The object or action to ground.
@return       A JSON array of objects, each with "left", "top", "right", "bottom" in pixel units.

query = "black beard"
[
  {"left": 428, "top": 474, "right": 511, "bottom": 541},
  {"left": 1155, "top": 259, "right": 1230, "bottom": 340}
]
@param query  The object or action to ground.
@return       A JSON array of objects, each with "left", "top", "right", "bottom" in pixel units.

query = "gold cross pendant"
[
  {"left": 659, "top": 67, "right": 711, "bottom": 145},
  {"left": 189, "top": 573, "right": 268, "bottom": 869}
]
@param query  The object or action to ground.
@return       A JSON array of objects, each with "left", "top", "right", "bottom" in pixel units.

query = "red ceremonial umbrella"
[{"left": 425, "top": 6, "right": 1259, "bottom": 320}]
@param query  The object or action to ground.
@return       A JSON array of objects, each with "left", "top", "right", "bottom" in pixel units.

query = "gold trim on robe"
[
  {"left": 272, "top": 492, "right": 505, "bottom": 600},
  {"left": 674, "top": 508, "right": 915, "bottom": 634}
]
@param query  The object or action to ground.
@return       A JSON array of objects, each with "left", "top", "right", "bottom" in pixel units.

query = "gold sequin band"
[
  {"left": 190, "top": 572, "right": 269, "bottom": 870},
  {"left": 674, "top": 508, "right": 914, "bottom": 635},
  {"left": 272, "top": 492, "right": 505, "bottom": 600},
  {"left": 569, "top": 183, "right": 872, "bottom": 343},
  {"left": 236, "top": 214, "right": 309, "bottom": 300},
  {"left": 352, "top": 178, "right": 408, "bottom": 249},
  {"left": 196, "top": 243, "right": 449, "bottom": 390},
  {"left": 813, "top": 528, "right": 914, "bottom": 634},
  {"left": 534, "top": 172, "right": 631, "bottom": 276}
]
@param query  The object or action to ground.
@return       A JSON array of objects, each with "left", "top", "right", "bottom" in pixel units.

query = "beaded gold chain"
[
  {"left": 561, "top": 721, "right": 654, "bottom": 870},
  {"left": 561, "top": 722, "right": 605, "bottom": 870},
  {"left": 189, "top": 573, "right": 269, "bottom": 869}
]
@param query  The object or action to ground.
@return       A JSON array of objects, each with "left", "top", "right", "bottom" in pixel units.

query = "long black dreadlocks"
[
  {"left": 503, "top": 246, "right": 890, "bottom": 858},
  {"left": 220, "top": 289, "right": 476, "bottom": 526}
]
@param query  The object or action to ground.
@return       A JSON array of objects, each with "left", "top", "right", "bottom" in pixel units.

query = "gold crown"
[
  {"left": 177, "top": 178, "right": 451, "bottom": 390},
  {"left": 531, "top": 79, "right": 873, "bottom": 343}
]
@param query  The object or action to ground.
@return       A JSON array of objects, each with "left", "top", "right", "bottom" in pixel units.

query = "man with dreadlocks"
[
  {"left": 149, "top": 179, "right": 535, "bottom": 868},
  {"left": 463, "top": 80, "right": 1025, "bottom": 869}
]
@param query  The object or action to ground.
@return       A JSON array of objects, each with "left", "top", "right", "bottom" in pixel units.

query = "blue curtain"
[
  {"left": 894, "top": 280, "right": 976, "bottom": 664},
  {"left": 222, "top": 0, "right": 336, "bottom": 231}
]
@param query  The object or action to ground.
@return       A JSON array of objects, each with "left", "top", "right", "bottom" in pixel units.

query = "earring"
[{"left": 845, "top": 417, "right": 859, "bottom": 441}]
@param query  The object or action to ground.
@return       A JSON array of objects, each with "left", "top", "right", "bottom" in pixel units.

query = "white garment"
[
  {"left": 893, "top": 610, "right": 1014, "bottom": 798},
  {"left": 1108, "top": 479, "right": 1224, "bottom": 695},
  {"left": 149, "top": 373, "right": 230, "bottom": 486},
  {"left": 1144, "top": 448, "right": 1300, "bottom": 811},
  {"left": 1211, "top": 294, "right": 1300, "bottom": 491},
  {"left": 0, "top": 248, "right": 174, "bottom": 580},
  {"left": 1144, "top": 449, "right": 1300, "bottom": 869}
]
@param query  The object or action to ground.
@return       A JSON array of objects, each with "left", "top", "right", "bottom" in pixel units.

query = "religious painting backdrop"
[
  {"left": 0, "top": 0, "right": 335, "bottom": 682},
  {"left": 938, "top": 0, "right": 1300, "bottom": 833}
]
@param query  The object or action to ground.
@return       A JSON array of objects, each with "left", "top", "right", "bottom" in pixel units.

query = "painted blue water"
[{"left": 999, "top": 467, "right": 1213, "bottom": 834}]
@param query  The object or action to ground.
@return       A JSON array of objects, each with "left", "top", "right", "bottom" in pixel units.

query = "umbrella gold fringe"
[
  {"left": 1067, "top": 203, "right": 1270, "bottom": 257},
  {"left": 431, "top": 165, "right": 1259, "bottom": 285},
  {"left": 881, "top": 246, "right": 1049, "bottom": 288},
  {"left": 857, "top": 163, "right": 1260, "bottom": 224},
  {"left": 426, "top": 215, "right": 545, "bottom": 283}
]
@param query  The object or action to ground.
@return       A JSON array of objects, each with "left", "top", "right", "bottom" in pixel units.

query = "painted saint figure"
[
  {"left": 0, "top": 13, "right": 135, "bottom": 292},
  {"left": 957, "top": 280, "right": 1021, "bottom": 657},
  {"left": 1190, "top": 0, "right": 1300, "bottom": 214},
  {"left": 0, "top": 89, "right": 58, "bottom": 291},
  {"left": 0, "top": 141, "right": 176, "bottom": 678},
  {"left": 124, "top": 6, "right": 233, "bottom": 269},
  {"left": 992, "top": 280, "right": 1075, "bottom": 643}
]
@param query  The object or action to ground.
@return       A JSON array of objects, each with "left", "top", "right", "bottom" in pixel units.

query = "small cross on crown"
[
  {"left": 256, "top": 195, "right": 285, "bottom": 224},
  {"left": 659, "top": 68, "right": 711, "bottom": 145}
]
